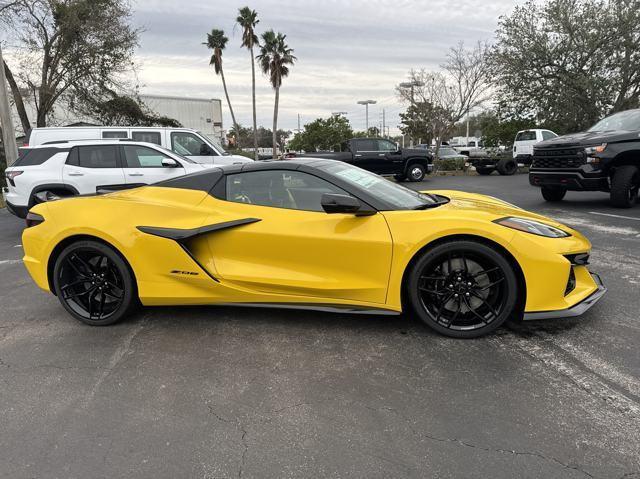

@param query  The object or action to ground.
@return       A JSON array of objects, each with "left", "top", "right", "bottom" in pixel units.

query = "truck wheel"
[
  {"left": 476, "top": 167, "right": 493, "bottom": 175},
  {"left": 541, "top": 187, "right": 566, "bottom": 202},
  {"left": 407, "top": 164, "right": 426, "bottom": 182},
  {"left": 610, "top": 165, "right": 639, "bottom": 208},
  {"left": 496, "top": 159, "right": 518, "bottom": 176}
]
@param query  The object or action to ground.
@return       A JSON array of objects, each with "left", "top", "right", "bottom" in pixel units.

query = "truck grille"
[{"left": 532, "top": 147, "right": 585, "bottom": 169}]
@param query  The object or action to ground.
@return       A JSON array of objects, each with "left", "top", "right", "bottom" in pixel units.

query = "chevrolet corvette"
[{"left": 21, "top": 159, "right": 606, "bottom": 338}]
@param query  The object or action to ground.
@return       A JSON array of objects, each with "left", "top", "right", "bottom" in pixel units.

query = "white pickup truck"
[{"left": 513, "top": 129, "right": 558, "bottom": 162}]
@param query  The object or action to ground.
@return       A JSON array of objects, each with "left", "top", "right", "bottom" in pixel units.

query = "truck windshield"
[
  {"left": 589, "top": 110, "right": 640, "bottom": 132},
  {"left": 319, "top": 162, "right": 439, "bottom": 210},
  {"left": 202, "top": 133, "right": 231, "bottom": 155}
]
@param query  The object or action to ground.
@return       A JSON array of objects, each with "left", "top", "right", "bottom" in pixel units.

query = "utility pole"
[
  {"left": 297, "top": 113, "right": 301, "bottom": 133},
  {"left": 357, "top": 100, "right": 376, "bottom": 134},
  {"left": 382, "top": 109, "right": 386, "bottom": 138},
  {"left": 0, "top": 43, "right": 18, "bottom": 166},
  {"left": 399, "top": 80, "right": 424, "bottom": 148}
]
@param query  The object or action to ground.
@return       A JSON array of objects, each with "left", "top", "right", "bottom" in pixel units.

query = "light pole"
[
  {"left": 357, "top": 100, "right": 376, "bottom": 133},
  {"left": 399, "top": 80, "right": 424, "bottom": 147}
]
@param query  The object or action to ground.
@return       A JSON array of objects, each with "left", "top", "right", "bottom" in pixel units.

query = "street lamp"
[
  {"left": 357, "top": 100, "right": 376, "bottom": 132},
  {"left": 399, "top": 80, "right": 424, "bottom": 147}
]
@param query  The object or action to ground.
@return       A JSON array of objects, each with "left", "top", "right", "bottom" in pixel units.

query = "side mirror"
[
  {"left": 321, "top": 193, "right": 363, "bottom": 215},
  {"left": 162, "top": 158, "right": 179, "bottom": 168}
]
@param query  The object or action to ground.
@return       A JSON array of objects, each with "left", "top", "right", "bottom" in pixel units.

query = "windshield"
[
  {"left": 202, "top": 133, "right": 230, "bottom": 155},
  {"left": 319, "top": 162, "right": 437, "bottom": 210},
  {"left": 588, "top": 110, "right": 640, "bottom": 132}
]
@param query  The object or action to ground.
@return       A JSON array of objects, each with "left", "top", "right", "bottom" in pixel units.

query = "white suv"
[{"left": 3, "top": 140, "right": 209, "bottom": 218}]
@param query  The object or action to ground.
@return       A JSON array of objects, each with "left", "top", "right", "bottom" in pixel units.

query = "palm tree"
[
  {"left": 203, "top": 29, "right": 240, "bottom": 142},
  {"left": 236, "top": 7, "right": 259, "bottom": 161},
  {"left": 257, "top": 30, "right": 296, "bottom": 159}
]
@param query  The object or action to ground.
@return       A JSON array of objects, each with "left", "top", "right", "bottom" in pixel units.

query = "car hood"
[
  {"left": 536, "top": 129, "right": 639, "bottom": 148},
  {"left": 423, "top": 189, "right": 573, "bottom": 229}
]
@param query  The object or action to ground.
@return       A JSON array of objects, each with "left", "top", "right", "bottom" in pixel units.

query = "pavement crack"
[
  {"left": 204, "top": 404, "right": 249, "bottom": 479},
  {"left": 238, "top": 427, "right": 248, "bottom": 479}
]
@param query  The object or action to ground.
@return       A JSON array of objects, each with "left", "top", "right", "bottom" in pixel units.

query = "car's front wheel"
[
  {"left": 541, "top": 187, "right": 567, "bottom": 202},
  {"left": 610, "top": 165, "right": 639, "bottom": 208},
  {"left": 407, "top": 241, "right": 519, "bottom": 338},
  {"left": 52, "top": 240, "right": 136, "bottom": 326}
]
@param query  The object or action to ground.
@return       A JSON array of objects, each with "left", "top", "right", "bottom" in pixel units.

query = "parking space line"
[
  {"left": 0, "top": 260, "right": 22, "bottom": 265},
  {"left": 589, "top": 212, "right": 640, "bottom": 222}
]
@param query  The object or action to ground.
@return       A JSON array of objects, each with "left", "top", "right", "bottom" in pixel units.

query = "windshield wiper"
[{"left": 413, "top": 200, "right": 448, "bottom": 210}]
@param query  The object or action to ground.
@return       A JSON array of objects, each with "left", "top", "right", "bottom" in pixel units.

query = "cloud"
[{"left": 132, "top": 0, "right": 521, "bottom": 133}]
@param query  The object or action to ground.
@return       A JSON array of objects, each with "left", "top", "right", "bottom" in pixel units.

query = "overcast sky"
[{"left": 133, "top": 0, "right": 521, "bottom": 134}]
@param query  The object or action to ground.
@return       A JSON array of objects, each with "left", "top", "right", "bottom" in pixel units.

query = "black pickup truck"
[
  {"left": 529, "top": 109, "right": 640, "bottom": 208},
  {"left": 290, "top": 138, "right": 433, "bottom": 182}
]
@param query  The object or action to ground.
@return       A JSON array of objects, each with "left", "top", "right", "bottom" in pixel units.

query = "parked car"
[
  {"left": 24, "top": 126, "right": 252, "bottom": 166},
  {"left": 450, "top": 137, "right": 484, "bottom": 156},
  {"left": 513, "top": 129, "right": 558, "bottom": 164},
  {"left": 22, "top": 158, "right": 604, "bottom": 338},
  {"left": 289, "top": 138, "right": 433, "bottom": 182},
  {"left": 432, "top": 146, "right": 468, "bottom": 161},
  {"left": 3, "top": 140, "right": 209, "bottom": 218},
  {"left": 529, "top": 108, "right": 640, "bottom": 207}
]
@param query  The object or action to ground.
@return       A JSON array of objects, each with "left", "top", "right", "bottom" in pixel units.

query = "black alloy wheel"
[
  {"left": 53, "top": 240, "right": 136, "bottom": 325},
  {"left": 407, "top": 241, "right": 518, "bottom": 338}
]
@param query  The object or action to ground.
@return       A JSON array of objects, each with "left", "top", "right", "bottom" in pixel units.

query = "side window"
[
  {"left": 171, "top": 132, "right": 217, "bottom": 156},
  {"left": 132, "top": 131, "right": 162, "bottom": 145},
  {"left": 78, "top": 145, "right": 118, "bottom": 168},
  {"left": 14, "top": 147, "right": 64, "bottom": 166},
  {"left": 226, "top": 170, "right": 348, "bottom": 212},
  {"left": 542, "top": 131, "right": 557, "bottom": 141},
  {"left": 102, "top": 131, "right": 128, "bottom": 139},
  {"left": 355, "top": 139, "right": 377, "bottom": 152},
  {"left": 377, "top": 140, "right": 397, "bottom": 152},
  {"left": 66, "top": 147, "right": 79, "bottom": 166},
  {"left": 123, "top": 145, "right": 172, "bottom": 168}
]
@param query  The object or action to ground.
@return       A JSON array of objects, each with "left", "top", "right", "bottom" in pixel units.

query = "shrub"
[{"left": 434, "top": 157, "right": 466, "bottom": 171}]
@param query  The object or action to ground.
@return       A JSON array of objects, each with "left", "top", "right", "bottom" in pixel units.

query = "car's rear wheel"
[
  {"left": 541, "top": 187, "right": 566, "bottom": 202},
  {"left": 496, "top": 158, "right": 518, "bottom": 175},
  {"left": 407, "top": 164, "right": 426, "bottom": 182},
  {"left": 476, "top": 167, "right": 493, "bottom": 175},
  {"left": 407, "top": 241, "right": 518, "bottom": 338},
  {"left": 610, "top": 165, "right": 639, "bottom": 208},
  {"left": 52, "top": 240, "right": 136, "bottom": 326}
]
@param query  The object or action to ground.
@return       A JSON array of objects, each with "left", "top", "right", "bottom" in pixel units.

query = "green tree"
[
  {"left": 288, "top": 115, "right": 354, "bottom": 152},
  {"left": 257, "top": 30, "right": 296, "bottom": 158},
  {"left": 236, "top": 7, "right": 260, "bottom": 160},
  {"left": 1, "top": 0, "right": 139, "bottom": 130},
  {"left": 204, "top": 29, "right": 240, "bottom": 138},
  {"left": 491, "top": 0, "right": 640, "bottom": 134}
]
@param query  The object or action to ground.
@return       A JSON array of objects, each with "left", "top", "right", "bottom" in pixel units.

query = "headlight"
[
  {"left": 585, "top": 144, "right": 606, "bottom": 163},
  {"left": 494, "top": 217, "right": 570, "bottom": 238}
]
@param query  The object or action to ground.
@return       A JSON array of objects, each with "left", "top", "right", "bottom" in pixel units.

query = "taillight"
[
  {"left": 25, "top": 212, "right": 44, "bottom": 228},
  {"left": 5, "top": 170, "right": 23, "bottom": 187}
]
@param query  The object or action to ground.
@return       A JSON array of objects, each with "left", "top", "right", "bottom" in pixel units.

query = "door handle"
[
  {"left": 378, "top": 153, "right": 386, "bottom": 156},
  {"left": 354, "top": 154, "right": 363, "bottom": 157},
  {"left": 128, "top": 173, "right": 144, "bottom": 177},
  {"left": 68, "top": 172, "right": 84, "bottom": 176}
]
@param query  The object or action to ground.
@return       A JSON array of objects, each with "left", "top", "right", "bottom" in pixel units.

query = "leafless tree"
[{"left": 397, "top": 42, "right": 492, "bottom": 156}]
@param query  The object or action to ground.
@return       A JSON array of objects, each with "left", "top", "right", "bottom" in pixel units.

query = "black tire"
[
  {"left": 476, "top": 167, "right": 493, "bottom": 176},
  {"left": 394, "top": 173, "right": 407, "bottom": 182},
  {"left": 406, "top": 163, "right": 426, "bottom": 182},
  {"left": 541, "top": 187, "right": 566, "bottom": 202},
  {"left": 52, "top": 240, "right": 136, "bottom": 326},
  {"left": 407, "top": 241, "right": 518, "bottom": 338},
  {"left": 496, "top": 158, "right": 518, "bottom": 176},
  {"left": 610, "top": 165, "right": 639, "bottom": 208}
]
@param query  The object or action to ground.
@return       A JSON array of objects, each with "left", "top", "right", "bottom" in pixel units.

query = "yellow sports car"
[{"left": 21, "top": 159, "right": 606, "bottom": 338}]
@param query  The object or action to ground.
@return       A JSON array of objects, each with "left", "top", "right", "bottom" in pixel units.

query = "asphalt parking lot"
[{"left": 1, "top": 172, "right": 639, "bottom": 478}]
